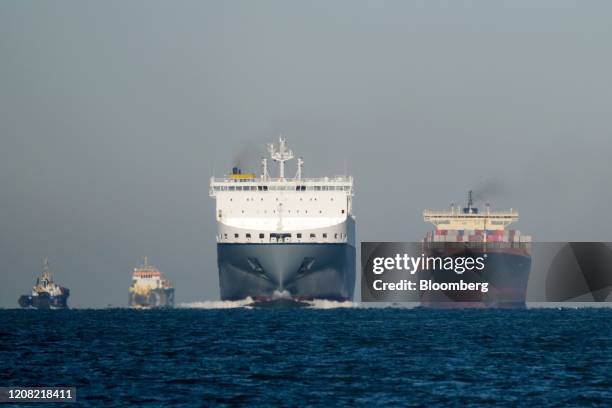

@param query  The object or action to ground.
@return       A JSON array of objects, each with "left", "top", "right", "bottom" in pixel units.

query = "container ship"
[
  {"left": 128, "top": 257, "right": 174, "bottom": 308},
  {"left": 420, "top": 191, "right": 532, "bottom": 308},
  {"left": 209, "top": 137, "right": 356, "bottom": 301},
  {"left": 18, "top": 258, "right": 70, "bottom": 309}
]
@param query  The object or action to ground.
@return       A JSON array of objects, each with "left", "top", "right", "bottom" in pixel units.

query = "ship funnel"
[{"left": 232, "top": 167, "right": 241, "bottom": 175}]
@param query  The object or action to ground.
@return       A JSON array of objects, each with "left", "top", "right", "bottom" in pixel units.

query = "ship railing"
[
  {"left": 423, "top": 241, "right": 532, "bottom": 249},
  {"left": 210, "top": 176, "right": 354, "bottom": 194},
  {"left": 423, "top": 209, "right": 519, "bottom": 217},
  {"left": 210, "top": 176, "right": 353, "bottom": 184}
]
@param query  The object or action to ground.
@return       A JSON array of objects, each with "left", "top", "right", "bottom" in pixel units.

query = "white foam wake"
[
  {"left": 178, "top": 297, "right": 254, "bottom": 309},
  {"left": 304, "top": 299, "right": 360, "bottom": 309},
  {"left": 178, "top": 297, "right": 363, "bottom": 309}
]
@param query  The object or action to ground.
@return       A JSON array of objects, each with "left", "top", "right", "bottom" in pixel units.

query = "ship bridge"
[
  {"left": 209, "top": 137, "right": 355, "bottom": 245},
  {"left": 424, "top": 191, "right": 519, "bottom": 231},
  {"left": 209, "top": 135, "right": 353, "bottom": 194}
]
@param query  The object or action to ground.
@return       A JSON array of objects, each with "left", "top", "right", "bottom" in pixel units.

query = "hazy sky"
[{"left": 1, "top": 1, "right": 612, "bottom": 307}]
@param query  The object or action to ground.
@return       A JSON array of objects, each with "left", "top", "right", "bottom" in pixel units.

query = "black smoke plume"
[
  {"left": 232, "top": 141, "right": 260, "bottom": 171},
  {"left": 470, "top": 177, "right": 509, "bottom": 204}
]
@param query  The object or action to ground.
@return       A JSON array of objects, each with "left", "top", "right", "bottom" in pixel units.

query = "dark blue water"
[{"left": 1, "top": 307, "right": 612, "bottom": 407}]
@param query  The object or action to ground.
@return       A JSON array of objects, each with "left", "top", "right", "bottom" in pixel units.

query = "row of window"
[
  {"left": 222, "top": 232, "right": 347, "bottom": 239},
  {"left": 219, "top": 209, "right": 345, "bottom": 215},
  {"left": 241, "top": 197, "right": 333, "bottom": 201},
  {"left": 434, "top": 218, "right": 507, "bottom": 224},
  {"left": 213, "top": 185, "right": 350, "bottom": 192}
]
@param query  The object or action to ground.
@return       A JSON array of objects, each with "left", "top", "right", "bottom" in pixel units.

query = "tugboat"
[
  {"left": 18, "top": 258, "right": 70, "bottom": 309},
  {"left": 129, "top": 257, "right": 174, "bottom": 308}
]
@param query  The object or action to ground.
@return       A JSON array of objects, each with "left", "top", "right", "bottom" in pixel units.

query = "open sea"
[{"left": 1, "top": 306, "right": 612, "bottom": 407}]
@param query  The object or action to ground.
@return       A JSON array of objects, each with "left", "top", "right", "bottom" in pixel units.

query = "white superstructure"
[
  {"left": 32, "top": 258, "right": 63, "bottom": 297},
  {"left": 129, "top": 257, "right": 173, "bottom": 295},
  {"left": 423, "top": 191, "right": 531, "bottom": 244},
  {"left": 209, "top": 137, "right": 355, "bottom": 245}
]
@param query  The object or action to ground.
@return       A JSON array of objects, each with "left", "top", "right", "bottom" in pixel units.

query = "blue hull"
[
  {"left": 18, "top": 290, "right": 70, "bottom": 309},
  {"left": 217, "top": 243, "right": 356, "bottom": 301},
  {"left": 420, "top": 249, "right": 531, "bottom": 308}
]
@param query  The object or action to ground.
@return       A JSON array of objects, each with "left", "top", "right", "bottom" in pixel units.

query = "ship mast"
[
  {"left": 42, "top": 257, "right": 51, "bottom": 281},
  {"left": 464, "top": 190, "right": 475, "bottom": 214},
  {"left": 261, "top": 157, "right": 268, "bottom": 181},
  {"left": 296, "top": 157, "right": 304, "bottom": 180},
  {"left": 268, "top": 136, "right": 294, "bottom": 179}
]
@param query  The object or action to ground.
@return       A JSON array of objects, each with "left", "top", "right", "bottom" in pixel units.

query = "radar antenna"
[{"left": 268, "top": 135, "right": 294, "bottom": 179}]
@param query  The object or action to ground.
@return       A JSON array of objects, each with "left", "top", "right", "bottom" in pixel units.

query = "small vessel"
[
  {"left": 128, "top": 257, "right": 174, "bottom": 308},
  {"left": 421, "top": 191, "right": 532, "bottom": 308},
  {"left": 18, "top": 258, "right": 70, "bottom": 309}
]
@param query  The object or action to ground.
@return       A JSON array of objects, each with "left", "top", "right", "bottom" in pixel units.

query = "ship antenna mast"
[
  {"left": 261, "top": 157, "right": 268, "bottom": 181},
  {"left": 42, "top": 257, "right": 51, "bottom": 281},
  {"left": 296, "top": 157, "right": 304, "bottom": 180},
  {"left": 268, "top": 135, "right": 294, "bottom": 179},
  {"left": 467, "top": 190, "right": 474, "bottom": 211}
]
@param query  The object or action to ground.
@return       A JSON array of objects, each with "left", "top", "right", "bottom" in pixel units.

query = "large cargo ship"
[
  {"left": 18, "top": 258, "right": 70, "bottom": 309},
  {"left": 421, "top": 192, "right": 532, "bottom": 308},
  {"left": 209, "top": 137, "right": 356, "bottom": 301},
  {"left": 128, "top": 257, "right": 174, "bottom": 308}
]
